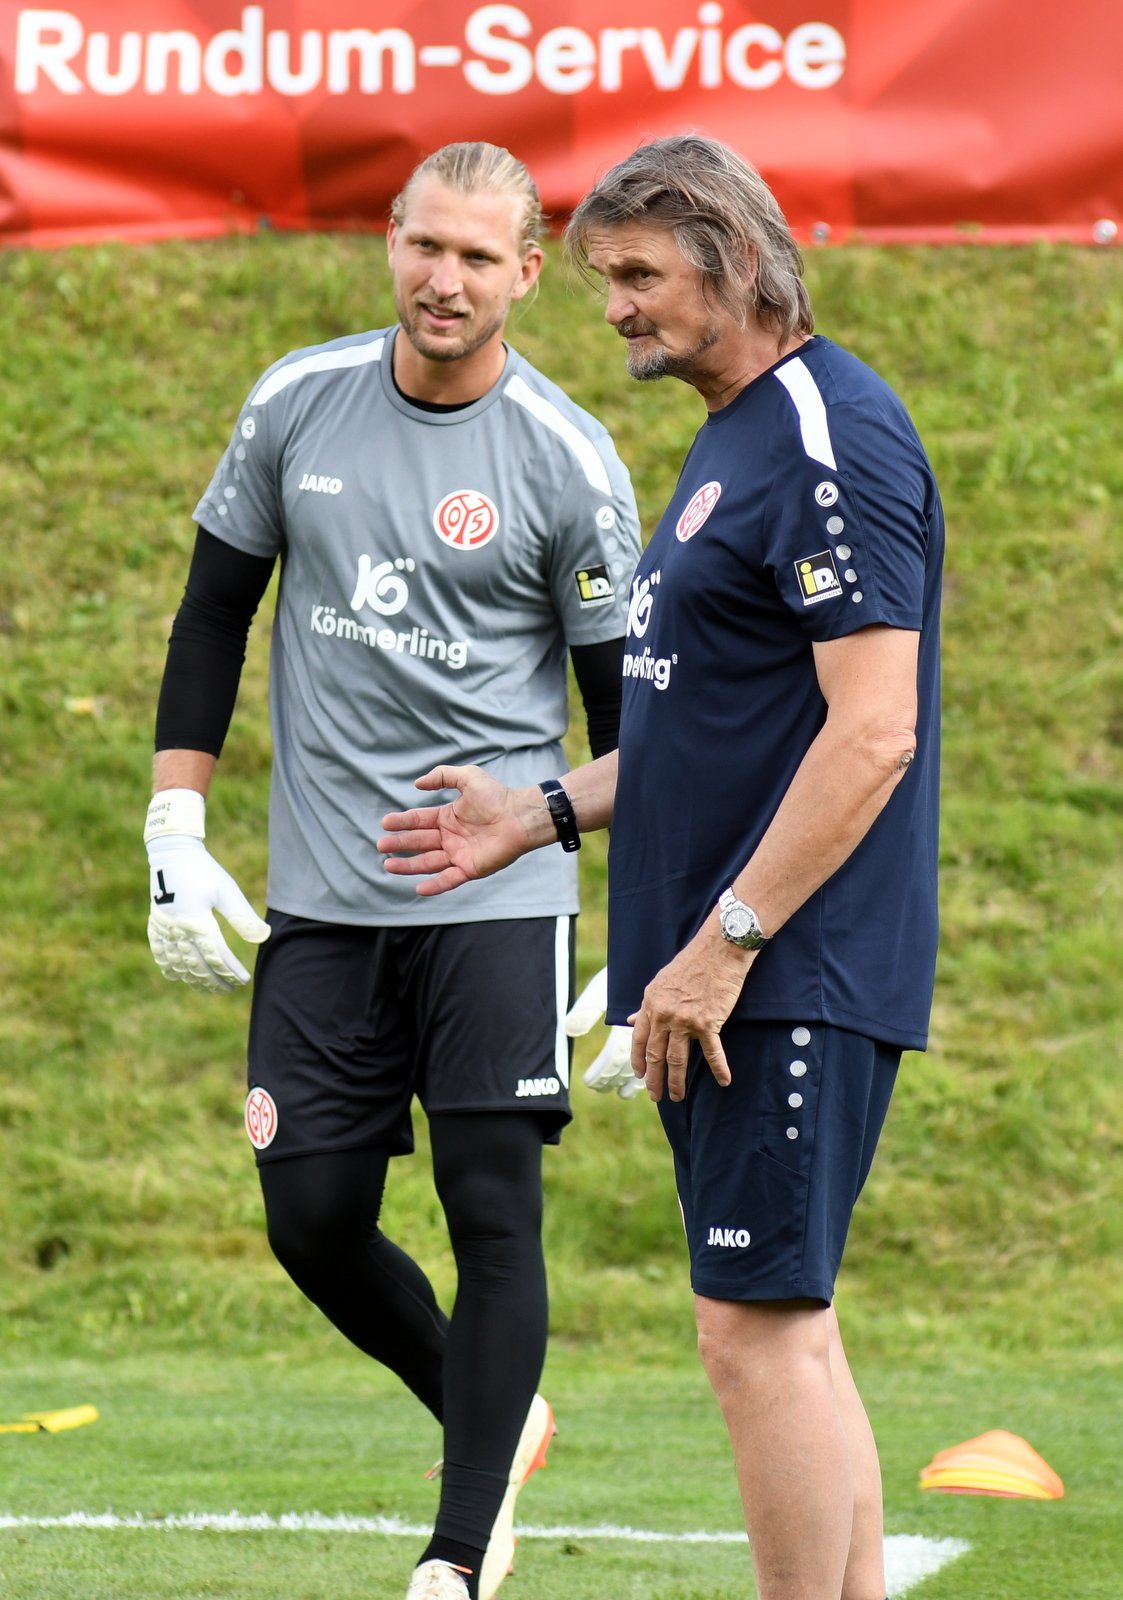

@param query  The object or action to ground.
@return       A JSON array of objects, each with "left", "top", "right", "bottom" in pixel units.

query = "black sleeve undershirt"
[
  {"left": 156, "top": 527, "right": 624, "bottom": 763},
  {"left": 570, "top": 637, "right": 625, "bottom": 761},
  {"left": 154, "top": 527, "right": 275, "bottom": 756}
]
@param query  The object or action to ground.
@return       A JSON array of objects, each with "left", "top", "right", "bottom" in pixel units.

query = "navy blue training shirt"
[{"left": 606, "top": 336, "right": 944, "bottom": 1050}]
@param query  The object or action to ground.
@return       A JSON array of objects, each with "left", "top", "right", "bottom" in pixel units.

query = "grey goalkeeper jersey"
[{"left": 194, "top": 326, "right": 641, "bottom": 925}]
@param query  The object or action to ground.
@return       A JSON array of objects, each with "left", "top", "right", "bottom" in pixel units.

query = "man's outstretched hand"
[{"left": 378, "top": 765, "right": 542, "bottom": 895}]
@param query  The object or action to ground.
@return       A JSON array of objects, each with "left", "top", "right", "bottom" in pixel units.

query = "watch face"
[{"left": 719, "top": 891, "right": 766, "bottom": 947}]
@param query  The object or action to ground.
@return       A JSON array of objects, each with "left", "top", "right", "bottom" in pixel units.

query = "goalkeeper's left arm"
[{"left": 147, "top": 528, "right": 276, "bottom": 991}]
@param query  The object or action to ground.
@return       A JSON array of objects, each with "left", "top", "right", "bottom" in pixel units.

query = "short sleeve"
[
  {"left": 547, "top": 433, "right": 642, "bottom": 646},
  {"left": 764, "top": 398, "right": 933, "bottom": 642},
  {"left": 193, "top": 364, "right": 285, "bottom": 559}
]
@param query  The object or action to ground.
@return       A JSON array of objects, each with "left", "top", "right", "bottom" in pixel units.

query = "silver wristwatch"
[{"left": 717, "top": 888, "right": 771, "bottom": 950}]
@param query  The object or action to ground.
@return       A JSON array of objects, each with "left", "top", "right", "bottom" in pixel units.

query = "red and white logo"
[
  {"left": 433, "top": 489, "right": 499, "bottom": 551},
  {"left": 676, "top": 481, "right": 721, "bottom": 541},
  {"left": 245, "top": 1087, "right": 278, "bottom": 1150}
]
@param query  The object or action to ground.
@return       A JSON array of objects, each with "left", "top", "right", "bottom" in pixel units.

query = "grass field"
[
  {"left": 1, "top": 233, "right": 1122, "bottom": 1596},
  {"left": 3, "top": 1349, "right": 1120, "bottom": 1598}
]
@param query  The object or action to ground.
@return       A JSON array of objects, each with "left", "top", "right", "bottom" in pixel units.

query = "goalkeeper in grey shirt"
[{"left": 145, "top": 142, "right": 641, "bottom": 1600}]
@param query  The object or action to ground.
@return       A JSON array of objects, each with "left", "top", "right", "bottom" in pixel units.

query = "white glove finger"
[
  {"left": 148, "top": 913, "right": 248, "bottom": 990},
  {"left": 177, "top": 945, "right": 238, "bottom": 993},
  {"left": 192, "top": 922, "right": 253, "bottom": 986},
  {"left": 149, "top": 918, "right": 238, "bottom": 992},
  {"left": 582, "top": 1026, "right": 637, "bottom": 1094},
  {"left": 149, "top": 926, "right": 234, "bottom": 993},
  {"left": 616, "top": 1073, "right": 646, "bottom": 1101},
  {"left": 565, "top": 966, "right": 609, "bottom": 1037},
  {"left": 213, "top": 873, "right": 272, "bottom": 946}
]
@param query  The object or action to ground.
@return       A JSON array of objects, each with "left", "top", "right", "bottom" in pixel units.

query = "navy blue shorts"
[
  {"left": 244, "top": 912, "right": 575, "bottom": 1165},
  {"left": 656, "top": 1019, "right": 899, "bottom": 1304}
]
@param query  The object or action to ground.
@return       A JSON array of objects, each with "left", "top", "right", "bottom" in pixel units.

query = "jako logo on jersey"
[
  {"left": 351, "top": 554, "right": 415, "bottom": 616},
  {"left": 676, "top": 480, "right": 722, "bottom": 541},
  {"left": 707, "top": 1226, "right": 751, "bottom": 1248},
  {"left": 796, "top": 550, "right": 843, "bottom": 606},
  {"left": 516, "top": 1076, "right": 561, "bottom": 1098},
  {"left": 574, "top": 565, "right": 614, "bottom": 608},
  {"left": 626, "top": 570, "right": 659, "bottom": 638},
  {"left": 245, "top": 1087, "right": 278, "bottom": 1150},
  {"left": 299, "top": 471, "right": 343, "bottom": 495},
  {"left": 814, "top": 481, "right": 839, "bottom": 506},
  {"left": 433, "top": 489, "right": 499, "bottom": 550}
]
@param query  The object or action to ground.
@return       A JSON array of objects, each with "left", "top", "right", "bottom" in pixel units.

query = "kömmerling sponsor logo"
[
  {"left": 622, "top": 645, "right": 675, "bottom": 691},
  {"left": 310, "top": 606, "right": 469, "bottom": 669}
]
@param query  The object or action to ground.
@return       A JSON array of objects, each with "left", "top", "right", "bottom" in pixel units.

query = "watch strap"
[{"left": 539, "top": 779, "right": 581, "bottom": 853}]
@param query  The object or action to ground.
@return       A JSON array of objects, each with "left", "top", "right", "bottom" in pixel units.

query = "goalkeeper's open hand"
[
  {"left": 145, "top": 790, "right": 270, "bottom": 993},
  {"left": 565, "top": 966, "right": 644, "bottom": 1100}
]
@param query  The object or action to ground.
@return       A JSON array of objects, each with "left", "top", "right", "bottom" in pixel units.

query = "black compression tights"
[{"left": 258, "top": 1113, "right": 549, "bottom": 1551}]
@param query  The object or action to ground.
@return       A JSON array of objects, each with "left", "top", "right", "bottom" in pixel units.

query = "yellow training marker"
[{"left": 0, "top": 1405, "right": 99, "bottom": 1435}]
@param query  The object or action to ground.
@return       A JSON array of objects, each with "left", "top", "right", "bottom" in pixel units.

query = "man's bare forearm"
[
  {"left": 724, "top": 625, "right": 919, "bottom": 937},
  {"left": 152, "top": 749, "right": 218, "bottom": 796},
  {"left": 558, "top": 750, "right": 618, "bottom": 836},
  {"left": 726, "top": 717, "right": 915, "bottom": 939}
]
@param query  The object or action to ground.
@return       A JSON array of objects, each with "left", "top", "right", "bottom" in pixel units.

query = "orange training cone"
[{"left": 920, "top": 1429, "right": 1064, "bottom": 1499}]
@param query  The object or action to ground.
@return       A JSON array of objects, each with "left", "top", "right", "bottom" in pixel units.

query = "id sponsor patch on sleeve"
[
  {"left": 795, "top": 550, "right": 843, "bottom": 606},
  {"left": 574, "top": 564, "right": 615, "bottom": 607}
]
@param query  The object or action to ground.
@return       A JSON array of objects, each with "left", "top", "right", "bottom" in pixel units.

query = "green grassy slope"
[{"left": 0, "top": 237, "right": 1120, "bottom": 1368}]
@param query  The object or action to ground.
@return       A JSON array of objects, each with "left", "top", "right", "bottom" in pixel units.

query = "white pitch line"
[{"left": 0, "top": 1514, "right": 968, "bottom": 1595}]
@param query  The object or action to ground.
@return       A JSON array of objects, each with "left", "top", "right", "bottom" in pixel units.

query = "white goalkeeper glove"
[
  {"left": 565, "top": 965, "right": 643, "bottom": 1100},
  {"left": 144, "top": 789, "right": 270, "bottom": 993}
]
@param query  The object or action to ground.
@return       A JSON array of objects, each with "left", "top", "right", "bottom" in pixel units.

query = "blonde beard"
[{"left": 396, "top": 298, "right": 511, "bottom": 365}]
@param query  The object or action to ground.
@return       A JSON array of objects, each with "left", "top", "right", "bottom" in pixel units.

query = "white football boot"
[
  {"left": 479, "top": 1393, "right": 556, "bottom": 1600},
  {"left": 405, "top": 1558, "right": 472, "bottom": 1600}
]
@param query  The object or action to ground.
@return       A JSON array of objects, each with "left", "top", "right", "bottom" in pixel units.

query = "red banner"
[{"left": 2, "top": 0, "right": 1121, "bottom": 247}]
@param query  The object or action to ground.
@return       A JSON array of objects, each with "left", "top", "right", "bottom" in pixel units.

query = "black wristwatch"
[{"left": 539, "top": 779, "right": 581, "bottom": 853}]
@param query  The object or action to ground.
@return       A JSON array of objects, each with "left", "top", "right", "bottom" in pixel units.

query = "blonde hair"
[
  {"left": 565, "top": 133, "right": 813, "bottom": 343},
  {"left": 391, "top": 142, "right": 544, "bottom": 253}
]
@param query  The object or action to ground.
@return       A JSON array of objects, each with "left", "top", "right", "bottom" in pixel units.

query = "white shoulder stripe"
[
  {"left": 773, "top": 356, "right": 837, "bottom": 470},
  {"left": 251, "top": 337, "right": 385, "bottom": 407},
  {"left": 503, "top": 373, "right": 612, "bottom": 495}
]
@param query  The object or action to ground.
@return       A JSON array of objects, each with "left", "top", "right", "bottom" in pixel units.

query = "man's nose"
[
  {"left": 429, "top": 253, "right": 463, "bottom": 300},
  {"left": 605, "top": 287, "right": 635, "bottom": 327}
]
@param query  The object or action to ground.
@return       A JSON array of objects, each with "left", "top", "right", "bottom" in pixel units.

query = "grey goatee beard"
[{"left": 620, "top": 322, "right": 721, "bottom": 382}]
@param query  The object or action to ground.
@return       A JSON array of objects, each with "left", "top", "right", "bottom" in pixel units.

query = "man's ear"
[
  {"left": 512, "top": 244, "right": 546, "bottom": 301},
  {"left": 737, "top": 243, "right": 759, "bottom": 303}
]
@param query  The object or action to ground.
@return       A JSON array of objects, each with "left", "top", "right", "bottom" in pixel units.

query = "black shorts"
[
  {"left": 657, "top": 1019, "right": 899, "bottom": 1305},
  {"left": 244, "top": 912, "right": 576, "bottom": 1165}
]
